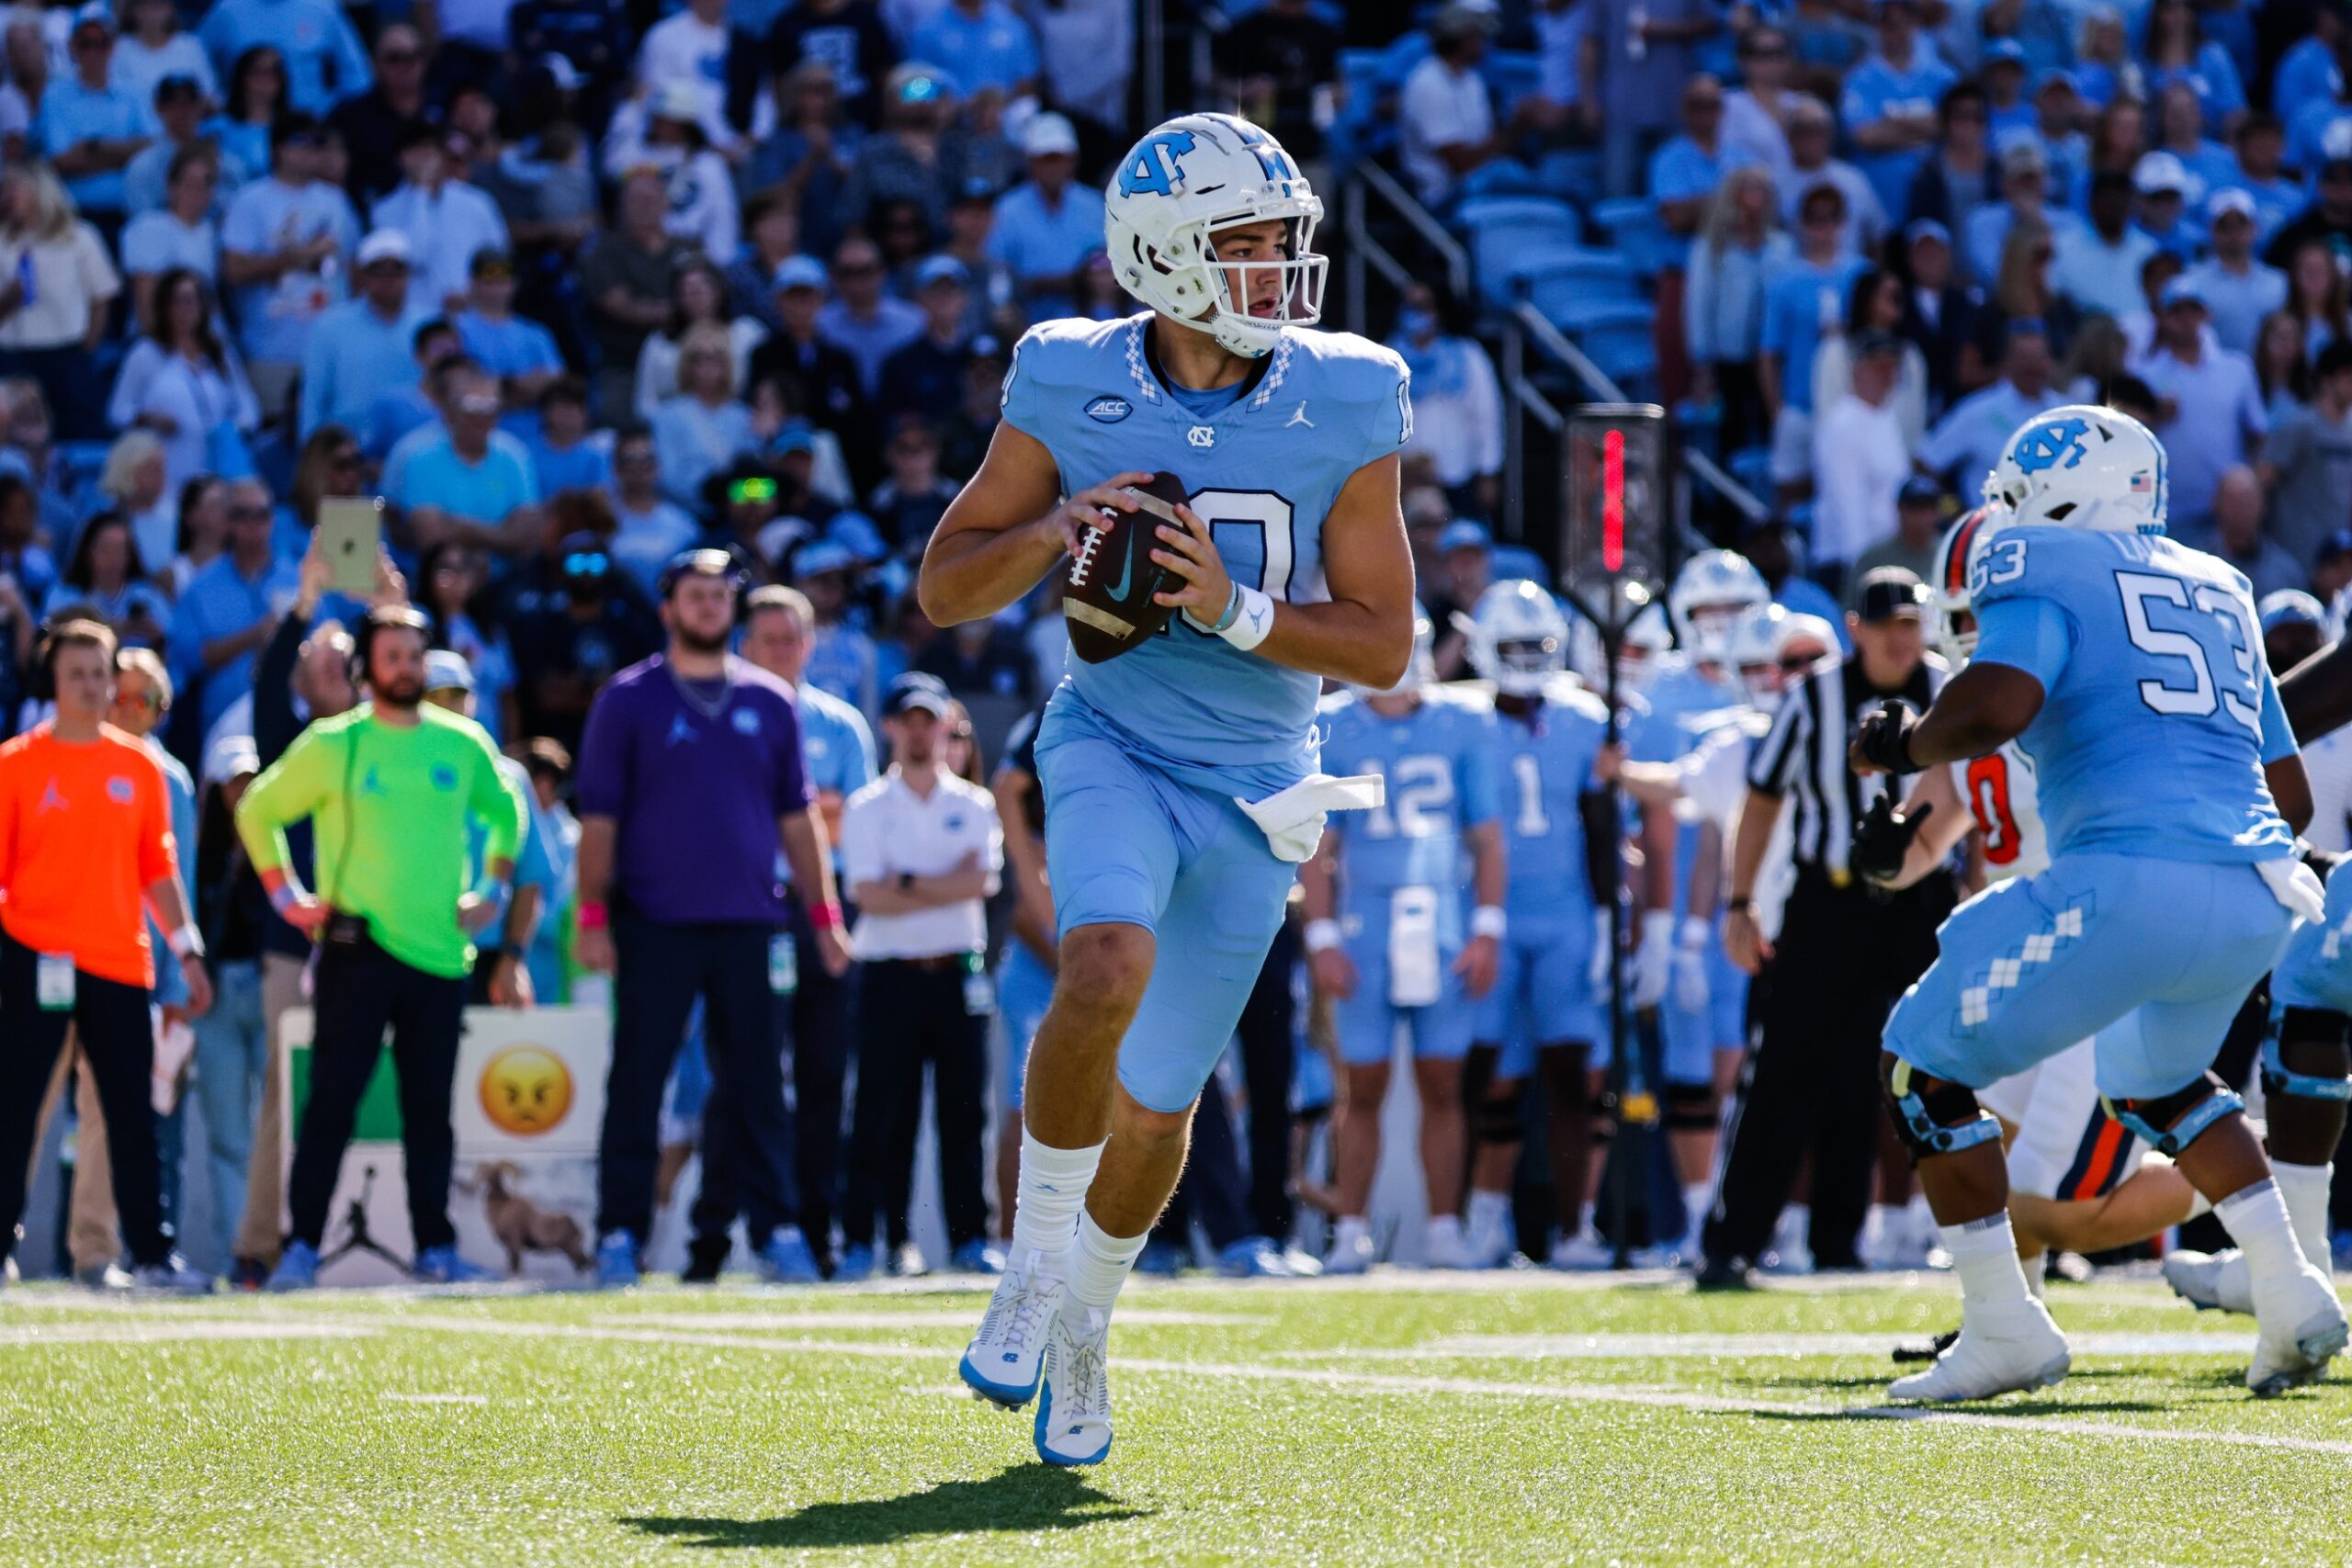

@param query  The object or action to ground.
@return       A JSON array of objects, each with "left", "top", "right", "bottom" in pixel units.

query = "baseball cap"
[
  {"left": 2133, "top": 151, "right": 2189, "bottom": 196},
  {"left": 956, "top": 175, "right": 1000, "bottom": 206},
  {"left": 356, "top": 230, "right": 413, "bottom": 269},
  {"left": 1438, "top": 519, "right": 1492, "bottom": 554},
  {"left": 884, "top": 672, "right": 954, "bottom": 718},
  {"left": 153, "top": 73, "right": 201, "bottom": 104},
  {"left": 423, "top": 650, "right": 475, "bottom": 694},
  {"left": 650, "top": 80, "right": 707, "bottom": 124},
  {"left": 828, "top": 510, "right": 888, "bottom": 562},
  {"left": 1904, "top": 217, "right": 1951, "bottom": 248},
  {"left": 2160, "top": 275, "right": 2208, "bottom": 310},
  {"left": 201, "top": 733, "right": 260, "bottom": 790},
  {"left": 770, "top": 425, "right": 817, "bottom": 456},
  {"left": 70, "top": 2, "right": 114, "bottom": 36},
  {"left": 1856, "top": 567, "right": 1930, "bottom": 622},
  {"left": 2207, "top": 186, "right": 2256, "bottom": 223},
  {"left": 469, "top": 247, "right": 514, "bottom": 278},
  {"left": 2260, "top": 590, "right": 2327, "bottom": 634},
  {"left": 2030, "top": 66, "right": 2079, "bottom": 98},
  {"left": 772, "top": 254, "right": 828, "bottom": 293},
  {"left": 2320, "top": 527, "right": 2352, "bottom": 564},
  {"left": 1999, "top": 139, "right": 2049, "bottom": 176},
  {"left": 915, "top": 254, "right": 969, "bottom": 290},
  {"left": 1897, "top": 476, "right": 1942, "bottom": 509},
  {"left": 1021, "top": 111, "right": 1080, "bottom": 158},
  {"left": 792, "top": 538, "right": 855, "bottom": 579},
  {"left": 1982, "top": 38, "right": 2027, "bottom": 66}
]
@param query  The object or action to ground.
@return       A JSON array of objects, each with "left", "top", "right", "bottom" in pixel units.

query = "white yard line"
[
  {"left": 1277, "top": 1331, "right": 2262, "bottom": 1360},
  {"left": 622, "top": 1309, "right": 1270, "bottom": 1331},
  {"left": 0, "top": 1319, "right": 375, "bottom": 1347}
]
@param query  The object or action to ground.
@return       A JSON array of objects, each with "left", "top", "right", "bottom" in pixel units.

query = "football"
[{"left": 1063, "top": 470, "right": 1191, "bottom": 664}]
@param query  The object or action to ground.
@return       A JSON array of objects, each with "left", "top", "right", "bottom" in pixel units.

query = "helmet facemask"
[{"left": 1117, "top": 210, "right": 1328, "bottom": 359}]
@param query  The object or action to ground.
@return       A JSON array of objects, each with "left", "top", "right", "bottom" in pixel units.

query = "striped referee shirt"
[{"left": 1746, "top": 651, "right": 1945, "bottom": 881}]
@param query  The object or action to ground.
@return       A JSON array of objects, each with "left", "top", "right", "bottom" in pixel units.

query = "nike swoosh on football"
[{"left": 1104, "top": 537, "right": 1133, "bottom": 602}]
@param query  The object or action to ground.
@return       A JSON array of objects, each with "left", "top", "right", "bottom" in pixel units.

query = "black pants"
[
  {"left": 599, "top": 912, "right": 796, "bottom": 1247},
  {"left": 286, "top": 930, "right": 467, "bottom": 1253},
  {"left": 1702, "top": 871, "right": 1951, "bottom": 1269},
  {"left": 1155, "top": 1079, "right": 1251, "bottom": 1253},
  {"left": 0, "top": 934, "right": 171, "bottom": 1268},
  {"left": 843, "top": 957, "right": 989, "bottom": 1253},
  {"left": 1238, "top": 919, "right": 1301, "bottom": 1240}
]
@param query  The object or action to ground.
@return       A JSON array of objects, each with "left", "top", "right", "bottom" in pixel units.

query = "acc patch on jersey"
[{"left": 1084, "top": 396, "right": 1132, "bottom": 424}]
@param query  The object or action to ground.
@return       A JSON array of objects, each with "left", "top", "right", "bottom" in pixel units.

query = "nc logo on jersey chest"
[
  {"left": 1187, "top": 425, "right": 1216, "bottom": 448},
  {"left": 1084, "top": 396, "right": 1132, "bottom": 423}
]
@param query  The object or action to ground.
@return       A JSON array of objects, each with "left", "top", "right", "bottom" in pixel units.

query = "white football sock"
[
  {"left": 2019, "top": 1248, "right": 2047, "bottom": 1301},
  {"left": 2273, "top": 1161, "right": 2335, "bottom": 1279},
  {"left": 1067, "top": 1213, "right": 1150, "bottom": 1314},
  {"left": 1575, "top": 1201, "right": 1598, "bottom": 1240},
  {"left": 1007, "top": 1132, "right": 1104, "bottom": 1269},
  {"left": 1334, "top": 1215, "right": 1370, "bottom": 1247},
  {"left": 1467, "top": 1190, "right": 1510, "bottom": 1231},
  {"left": 1428, "top": 1214, "right": 1464, "bottom": 1246},
  {"left": 1941, "top": 1213, "right": 2035, "bottom": 1319},
  {"left": 1681, "top": 1183, "right": 1712, "bottom": 1233},
  {"left": 2216, "top": 1178, "right": 2305, "bottom": 1288}
]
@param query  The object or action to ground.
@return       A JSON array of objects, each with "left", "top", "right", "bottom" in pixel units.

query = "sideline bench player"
[
  {"left": 1851, "top": 406, "right": 2346, "bottom": 1401},
  {"left": 918, "top": 111, "right": 1416, "bottom": 1465}
]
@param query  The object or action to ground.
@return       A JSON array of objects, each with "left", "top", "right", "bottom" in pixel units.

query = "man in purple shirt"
[{"left": 572, "top": 549, "right": 854, "bottom": 1287}]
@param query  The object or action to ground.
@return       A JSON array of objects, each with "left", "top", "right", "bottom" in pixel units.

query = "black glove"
[
  {"left": 1852, "top": 794, "right": 1933, "bottom": 886},
  {"left": 1851, "top": 698, "right": 1923, "bottom": 775}
]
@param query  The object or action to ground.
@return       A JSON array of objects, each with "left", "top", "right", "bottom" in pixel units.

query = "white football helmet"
[
  {"left": 1103, "top": 112, "right": 1326, "bottom": 359},
  {"left": 1669, "top": 549, "right": 1770, "bottom": 661},
  {"left": 1928, "top": 505, "right": 2010, "bottom": 662},
  {"left": 1617, "top": 603, "right": 1672, "bottom": 693},
  {"left": 1464, "top": 579, "right": 1568, "bottom": 696},
  {"left": 1775, "top": 612, "right": 1838, "bottom": 667},
  {"left": 1725, "top": 603, "right": 1790, "bottom": 705},
  {"left": 1983, "top": 404, "right": 2167, "bottom": 535},
  {"left": 1358, "top": 606, "right": 1438, "bottom": 697}
]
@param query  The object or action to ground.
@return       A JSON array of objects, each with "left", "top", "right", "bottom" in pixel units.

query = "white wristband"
[
  {"left": 1470, "top": 905, "right": 1507, "bottom": 941},
  {"left": 1678, "top": 914, "right": 1713, "bottom": 949},
  {"left": 1303, "top": 918, "right": 1342, "bottom": 953},
  {"left": 166, "top": 925, "right": 202, "bottom": 961},
  {"left": 1217, "top": 583, "right": 1274, "bottom": 652}
]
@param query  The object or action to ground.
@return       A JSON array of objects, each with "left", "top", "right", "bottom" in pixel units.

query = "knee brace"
[
  {"left": 1882, "top": 1056, "right": 2002, "bottom": 1161},
  {"left": 1477, "top": 1088, "right": 1524, "bottom": 1146},
  {"left": 2261, "top": 1010, "right": 2352, "bottom": 1102},
  {"left": 2101, "top": 1071, "right": 2245, "bottom": 1156},
  {"left": 1666, "top": 1081, "right": 1715, "bottom": 1132}
]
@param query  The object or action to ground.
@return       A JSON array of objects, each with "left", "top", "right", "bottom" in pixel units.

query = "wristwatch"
[
  {"left": 899, "top": 872, "right": 916, "bottom": 893},
  {"left": 1725, "top": 896, "right": 1753, "bottom": 915}
]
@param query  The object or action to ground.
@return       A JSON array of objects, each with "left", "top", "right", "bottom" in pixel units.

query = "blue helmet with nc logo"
[
  {"left": 1103, "top": 112, "right": 1326, "bottom": 359},
  {"left": 1984, "top": 404, "right": 2167, "bottom": 535}
]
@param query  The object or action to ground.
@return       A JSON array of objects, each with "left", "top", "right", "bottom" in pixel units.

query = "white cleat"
[
  {"left": 1628, "top": 1241, "right": 1684, "bottom": 1270},
  {"left": 1424, "top": 1218, "right": 1473, "bottom": 1270},
  {"left": 2245, "top": 1261, "right": 2348, "bottom": 1397},
  {"left": 1323, "top": 1229, "right": 1374, "bottom": 1276},
  {"left": 1547, "top": 1231, "right": 1615, "bottom": 1271},
  {"left": 957, "top": 1247, "right": 1064, "bottom": 1408},
  {"left": 1033, "top": 1303, "right": 1114, "bottom": 1466},
  {"left": 1887, "top": 1305, "right": 2071, "bottom": 1403},
  {"left": 2161, "top": 1248, "right": 2255, "bottom": 1315},
  {"left": 1463, "top": 1208, "right": 1514, "bottom": 1269}
]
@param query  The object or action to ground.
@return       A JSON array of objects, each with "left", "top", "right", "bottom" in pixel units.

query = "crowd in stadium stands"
[{"left": 13, "top": 0, "right": 2352, "bottom": 1289}]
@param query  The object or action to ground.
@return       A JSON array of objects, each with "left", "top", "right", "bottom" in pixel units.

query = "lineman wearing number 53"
[
  {"left": 1849, "top": 404, "right": 2346, "bottom": 1404},
  {"left": 919, "top": 111, "right": 1417, "bottom": 1466}
]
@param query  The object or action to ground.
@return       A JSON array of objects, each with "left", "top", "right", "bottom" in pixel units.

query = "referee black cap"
[{"left": 1856, "top": 568, "right": 1930, "bottom": 624}]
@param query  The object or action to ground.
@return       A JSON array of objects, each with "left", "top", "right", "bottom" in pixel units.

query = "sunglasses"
[
  {"left": 729, "top": 476, "right": 778, "bottom": 503},
  {"left": 563, "top": 551, "right": 611, "bottom": 577}
]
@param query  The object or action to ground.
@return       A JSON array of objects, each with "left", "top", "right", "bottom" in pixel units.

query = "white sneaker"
[
  {"left": 1033, "top": 1303, "right": 1114, "bottom": 1465},
  {"left": 1462, "top": 1203, "right": 1513, "bottom": 1269},
  {"left": 1424, "top": 1217, "right": 1472, "bottom": 1270},
  {"left": 1761, "top": 1208, "right": 1814, "bottom": 1275},
  {"left": 957, "top": 1247, "right": 1064, "bottom": 1408},
  {"left": 1628, "top": 1241, "right": 1684, "bottom": 1269},
  {"left": 130, "top": 1255, "right": 216, "bottom": 1295},
  {"left": 1548, "top": 1231, "right": 1614, "bottom": 1270},
  {"left": 1861, "top": 1210, "right": 1931, "bottom": 1272},
  {"left": 1887, "top": 1305, "right": 2071, "bottom": 1402},
  {"left": 1324, "top": 1228, "right": 1374, "bottom": 1275},
  {"left": 2246, "top": 1259, "right": 2349, "bottom": 1397},
  {"left": 2162, "top": 1248, "right": 2255, "bottom": 1315}
]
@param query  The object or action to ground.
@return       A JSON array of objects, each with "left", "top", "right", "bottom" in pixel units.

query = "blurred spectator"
[
  {"left": 109, "top": 269, "right": 259, "bottom": 493},
  {"left": 1400, "top": 6, "right": 1510, "bottom": 208},
  {"left": 1783, "top": 95, "right": 1882, "bottom": 259},
  {"left": 455, "top": 251, "right": 565, "bottom": 432},
  {"left": 121, "top": 148, "right": 220, "bottom": 330},
  {"left": 372, "top": 123, "right": 509, "bottom": 317},
  {"left": 1810, "top": 332, "right": 1912, "bottom": 585},
  {"left": 1722, "top": 25, "right": 1796, "bottom": 186},
  {"left": 209, "top": 46, "right": 287, "bottom": 180},
  {"left": 726, "top": 189, "right": 810, "bottom": 336},
  {"left": 633, "top": 256, "right": 767, "bottom": 423},
  {"left": 2151, "top": 81, "right": 2233, "bottom": 204},
  {"left": 1962, "top": 139, "right": 2062, "bottom": 288},
  {"left": 114, "top": 0, "right": 214, "bottom": 108},
  {"left": 1845, "top": 475, "right": 1943, "bottom": 601},
  {"left": 94, "top": 430, "right": 176, "bottom": 573},
  {"left": 528, "top": 378, "right": 612, "bottom": 496},
  {"left": 582, "top": 168, "right": 687, "bottom": 422},
  {"left": 327, "top": 26, "right": 436, "bottom": 212},
  {"left": 1901, "top": 83, "right": 1994, "bottom": 248},
  {"left": 2143, "top": 0, "right": 2245, "bottom": 131},
  {"left": 766, "top": 0, "right": 897, "bottom": 127},
  {"left": 37, "top": 5, "right": 154, "bottom": 243},
  {"left": 1391, "top": 282, "right": 1501, "bottom": 518},
  {"left": 933, "top": 334, "right": 1003, "bottom": 479},
  {"left": 910, "top": 0, "right": 1039, "bottom": 99},
  {"left": 616, "top": 85, "right": 740, "bottom": 261},
  {"left": 943, "top": 175, "right": 1015, "bottom": 334},
  {"left": 636, "top": 0, "right": 739, "bottom": 129},
  {"left": 393, "top": 358, "right": 546, "bottom": 557},
  {"left": 2229, "top": 113, "right": 2300, "bottom": 244},
  {"left": 46, "top": 510, "right": 171, "bottom": 649},
  {"left": 220, "top": 115, "right": 360, "bottom": 422},
  {"left": 1894, "top": 218, "right": 1982, "bottom": 410},
  {"left": 2281, "top": 238, "right": 2350, "bottom": 359},
  {"left": 1984, "top": 220, "right": 2077, "bottom": 357},
  {"left": 606, "top": 425, "right": 701, "bottom": 590},
  {"left": 988, "top": 112, "right": 1103, "bottom": 324},
  {"left": 2132, "top": 151, "right": 2203, "bottom": 262},
  {"left": 837, "top": 63, "right": 965, "bottom": 241},
  {"left": 367, "top": 318, "right": 460, "bottom": 462},
  {"left": 1839, "top": 0, "right": 1955, "bottom": 224},
  {"left": 1759, "top": 183, "right": 1869, "bottom": 500},
  {"left": 514, "top": 738, "right": 579, "bottom": 1005},
  {"left": 1977, "top": 40, "right": 2031, "bottom": 137},
  {"left": 420, "top": 542, "right": 520, "bottom": 742},
  {"left": 817, "top": 235, "right": 922, "bottom": 398},
  {"left": 2075, "top": 10, "right": 2143, "bottom": 110},
  {"left": 1653, "top": 75, "right": 1742, "bottom": 241},
  {"left": 2180, "top": 464, "right": 2302, "bottom": 597},
  {"left": 1812, "top": 266, "right": 1927, "bottom": 451},
  {"left": 0, "top": 163, "right": 120, "bottom": 441},
  {"left": 750, "top": 254, "right": 871, "bottom": 458},
  {"left": 1215, "top": 0, "right": 1340, "bottom": 160},
  {"left": 2052, "top": 170, "right": 2156, "bottom": 319},
  {"left": 2030, "top": 69, "right": 2089, "bottom": 206},
  {"left": 1687, "top": 164, "right": 1792, "bottom": 454},
  {"left": 166, "top": 475, "right": 229, "bottom": 597},
  {"left": 915, "top": 608, "right": 1031, "bottom": 699},
  {"left": 187, "top": 729, "right": 264, "bottom": 1276},
  {"left": 795, "top": 537, "right": 877, "bottom": 715},
  {"left": 198, "top": 0, "right": 370, "bottom": 118},
  {"left": 2257, "top": 338, "right": 2352, "bottom": 571},
  {"left": 1028, "top": 0, "right": 1132, "bottom": 142},
  {"left": 653, "top": 324, "right": 757, "bottom": 511},
  {"left": 2133, "top": 274, "right": 2267, "bottom": 524},
  {"left": 865, "top": 412, "right": 956, "bottom": 557},
  {"left": 877, "top": 255, "right": 977, "bottom": 428},
  {"left": 2183, "top": 189, "right": 2288, "bottom": 356},
  {"left": 1920, "top": 316, "right": 2058, "bottom": 490},
  {"left": 169, "top": 477, "right": 297, "bottom": 729},
  {"left": 2264, "top": 144, "right": 2352, "bottom": 269},
  {"left": 1428, "top": 518, "right": 1491, "bottom": 680},
  {"left": 504, "top": 527, "right": 661, "bottom": 749},
  {"left": 300, "top": 229, "right": 427, "bottom": 438},
  {"left": 124, "top": 79, "right": 241, "bottom": 223},
  {"left": 2318, "top": 529, "right": 2352, "bottom": 605},
  {"left": 1586, "top": 0, "right": 1716, "bottom": 200}
]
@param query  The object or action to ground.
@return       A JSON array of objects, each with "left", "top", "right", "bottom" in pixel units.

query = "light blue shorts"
[
  {"left": 1037, "top": 715, "right": 1300, "bottom": 1114},
  {"left": 994, "top": 942, "right": 1057, "bottom": 1112},
  {"left": 1884, "top": 853, "right": 2294, "bottom": 1101},
  {"left": 2273, "top": 866, "right": 2352, "bottom": 1016},
  {"left": 1331, "top": 922, "right": 1476, "bottom": 1068},
  {"left": 1477, "top": 915, "right": 1600, "bottom": 1078},
  {"left": 1657, "top": 919, "right": 1750, "bottom": 1087}
]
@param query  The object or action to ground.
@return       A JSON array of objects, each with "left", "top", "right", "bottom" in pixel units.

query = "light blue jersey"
[
  {"left": 1003, "top": 312, "right": 1412, "bottom": 777},
  {"left": 1492, "top": 675, "right": 1610, "bottom": 922},
  {"left": 1971, "top": 526, "right": 2298, "bottom": 864},
  {"left": 2274, "top": 865, "right": 2352, "bottom": 1017}
]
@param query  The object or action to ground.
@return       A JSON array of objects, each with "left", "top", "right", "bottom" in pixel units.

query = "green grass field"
[{"left": 5, "top": 1269, "right": 2348, "bottom": 1565}]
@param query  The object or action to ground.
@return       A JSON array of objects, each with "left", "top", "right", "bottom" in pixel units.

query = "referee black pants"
[
  {"left": 0, "top": 933, "right": 172, "bottom": 1269},
  {"left": 599, "top": 912, "right": 797, "bottom": 1247},
  {"left": 286, "top": 930, "right": 467, "bottom": 1254},
  {"left": 1702, "top": 872, "right": 1951, "bottom": 1269},
  {"left": 843, "top": 957, "right": 989, "bottom": 1254}
]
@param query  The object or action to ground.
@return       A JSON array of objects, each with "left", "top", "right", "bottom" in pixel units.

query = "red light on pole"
[{"left": 1601, "top": 427, "right": 1624, "bottom": 573}]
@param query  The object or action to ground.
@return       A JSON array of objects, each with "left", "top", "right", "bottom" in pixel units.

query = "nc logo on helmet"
[
  {"left": 1118, "top": 130, "right": 1197, "bottom": 197},
  {"left": 2010, "top": 418, "right": 2091, "bottom": 475},
  {"left": 1083, "top": 396, "right": 1132, "bottom": 423}
]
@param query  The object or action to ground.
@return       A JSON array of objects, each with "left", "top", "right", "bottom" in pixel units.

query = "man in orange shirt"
[{"left": 0, "top": 619, "right": 213, "bottom": 1292}]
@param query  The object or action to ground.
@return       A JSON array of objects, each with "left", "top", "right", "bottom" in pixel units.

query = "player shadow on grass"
[{"left": 620, "top": 1468, "right": 1151, "bottom": 1550}]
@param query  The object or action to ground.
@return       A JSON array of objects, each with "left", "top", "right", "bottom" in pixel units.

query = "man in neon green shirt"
[{"left": 234, "top": 604, "right": 526, "bottom": 1289}]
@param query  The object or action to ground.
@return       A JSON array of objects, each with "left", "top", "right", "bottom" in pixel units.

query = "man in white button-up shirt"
[{"left": 836, "top": 674, "right": 1006, "bottom": 1279}]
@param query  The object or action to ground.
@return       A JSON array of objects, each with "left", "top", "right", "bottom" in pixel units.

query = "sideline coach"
[
  {"left": 237, "top": 604, "right": 526, "bottom": 1289},
  {"left": 572, "top": 550, "right": 854, "bottom": 1287}
]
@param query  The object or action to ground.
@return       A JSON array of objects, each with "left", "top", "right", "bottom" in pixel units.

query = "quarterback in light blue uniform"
[
  {"left": 1863, "top": 405, "right": 2344, "bottom": 1405},
  {"left": 932, "top": 112, "right": 1420, "bottom": 1464}
]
